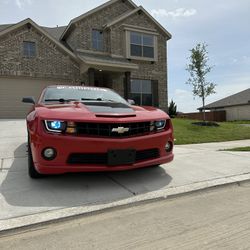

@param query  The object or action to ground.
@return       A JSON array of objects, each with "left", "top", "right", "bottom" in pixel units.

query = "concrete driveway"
[{"left": 1, "top": 120, "right": 250, "bottom": 231}]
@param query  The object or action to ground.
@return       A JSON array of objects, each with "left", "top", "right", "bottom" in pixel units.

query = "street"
[{"left": 1, "top": 183, "right": 250, "bottom": 250}]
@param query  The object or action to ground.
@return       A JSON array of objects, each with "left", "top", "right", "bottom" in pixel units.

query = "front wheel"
[{"left": 28, "top": 135, "right": 43, "bottom": 179}]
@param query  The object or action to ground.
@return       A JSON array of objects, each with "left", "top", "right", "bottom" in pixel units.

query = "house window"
[
  {"left": 130, "top": 32, "right": 155, "bottom": 59},
  {"left": 130, "top": 79, "right": 152, "bottom": 106},
  {"left": 23, "top": 41, "right": 36, "bottom": 58},
  {"left": 92, "top": 29, "right": 103, "bottom": 51}
]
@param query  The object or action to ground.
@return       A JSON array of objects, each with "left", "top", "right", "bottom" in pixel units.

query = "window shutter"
[{"left": 152, "top": 80, "right": 159, "bottom": 107}]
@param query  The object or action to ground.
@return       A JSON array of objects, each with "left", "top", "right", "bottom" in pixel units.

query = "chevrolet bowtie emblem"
[{"left": 112, "top": 127, "right": 130, "bottom": 134}]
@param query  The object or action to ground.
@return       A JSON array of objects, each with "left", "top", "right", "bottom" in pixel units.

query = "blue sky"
[{"left": 1, "top": 0, "right": 250, "bottom": 112}]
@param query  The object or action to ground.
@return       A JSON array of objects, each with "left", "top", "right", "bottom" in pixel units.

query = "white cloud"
[
  {"left": 151, "top": 8, "right": 197, "bottom": 19},
  {"left": 230, "top": 55, "right": 250, "bottom": 65},
  {"left": 15, "top": 0, "right": 32, "bottom": 9}
]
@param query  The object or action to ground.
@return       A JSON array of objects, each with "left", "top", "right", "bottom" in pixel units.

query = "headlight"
[
  {"left": 155, "top": 120, "right": 166, "bottom": 130},
  {"left": 45, "top": 120, "right": 66, "bottom": 133}
]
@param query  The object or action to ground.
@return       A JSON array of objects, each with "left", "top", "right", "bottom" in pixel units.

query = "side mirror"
[
  {"left": 127, "top": 99, "right": 135, "bottom": 105},
  {"left": 22, "top": 97, "right": 35, "bottom": 104}
]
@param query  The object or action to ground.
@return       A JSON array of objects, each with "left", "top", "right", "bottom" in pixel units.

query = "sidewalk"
[{"left": 0, "top": 120, "right": 250, "bottom": 232}]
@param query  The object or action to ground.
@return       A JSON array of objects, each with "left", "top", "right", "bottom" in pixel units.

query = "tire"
[{"left": 28, "top": 134, "right": 43, "bottom": 179}]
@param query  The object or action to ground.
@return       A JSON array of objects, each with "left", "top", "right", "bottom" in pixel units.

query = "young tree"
[
  {"left": 168, "top": 99, "right": 177, "bottom": 118},
  {"left": 186, "top": 43, "right": 216, "bottom": 122}
]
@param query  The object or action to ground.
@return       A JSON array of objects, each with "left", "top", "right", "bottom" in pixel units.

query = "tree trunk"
[{"left": 202, "top": 97, "right": 206, "bottom": 122}]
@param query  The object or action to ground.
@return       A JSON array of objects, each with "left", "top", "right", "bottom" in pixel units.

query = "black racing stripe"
[{"left": 85, "top": 103, "right": 134, "bottom": 114}]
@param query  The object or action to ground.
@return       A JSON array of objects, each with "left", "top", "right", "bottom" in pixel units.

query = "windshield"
[{"left": 42, "top": 86, "right": 128, "bottom": 104}]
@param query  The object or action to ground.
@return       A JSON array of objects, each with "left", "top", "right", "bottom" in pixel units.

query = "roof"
[
  {"left": 60, "top": 0, "right": 137, "bottom": 40},
  {"left": 77, "top": 52, "right": 138, "bottom": 71},
  {"left": 105, "top": 6, "right": 172, "bottom": 39},
  {"left": 199, "top": 88, "right": 250, "bottom": 110},
  {"left": 0, "top": 19, "right": 77, "bottom": 60},
  {"left": 42, "top": 26, "right": 66, "bottom": 40},
  {"left": 0, "top": 24, "right": 12, "bottom": 32},
  {"left": 0, "top": 23, "right": 66, "bottom": 41}
]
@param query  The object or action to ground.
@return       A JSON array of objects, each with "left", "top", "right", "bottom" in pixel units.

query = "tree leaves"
[{"left": 186, "top": 43, "right": 216, "bottom": 121}]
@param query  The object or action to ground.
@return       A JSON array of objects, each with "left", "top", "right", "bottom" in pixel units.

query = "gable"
[
  {"left": 61, "top": 0, "right": 137, "bottom": 40},
  {"left": 105, "top": 7, "right": 171, "bottom": 39},
  {"left": 0, "top": 20, "right": 80, "bottom": 81},
  {"left": 0, "top": 19, "right": 77, "bottom": 61}
]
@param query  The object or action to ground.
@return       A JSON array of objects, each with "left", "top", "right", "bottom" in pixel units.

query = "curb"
[{"left": 1, "top": 172, "right": 250, "bottom": 235}]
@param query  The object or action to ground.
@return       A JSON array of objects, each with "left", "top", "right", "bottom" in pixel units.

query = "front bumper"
[{"left": 30, "top": 130, "right": 174, "bottom": 174}]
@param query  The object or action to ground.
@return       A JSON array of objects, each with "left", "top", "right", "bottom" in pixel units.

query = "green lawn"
[
  {"left": 172, "top": 118, "right": 250, "bottom": 145},
  {"left": 221, "top": 146, "right": 250, "bottom": 152},
  {"left": 227, "top": 120, "right": 250, "bottom": 124}
]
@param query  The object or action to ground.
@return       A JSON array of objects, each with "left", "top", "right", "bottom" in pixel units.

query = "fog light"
[
  {"left": 165, "top": 141, "right": 173, "bottom": 152},
  {"left": 42, "top": 147, "right": 57, "bottom": 160}
]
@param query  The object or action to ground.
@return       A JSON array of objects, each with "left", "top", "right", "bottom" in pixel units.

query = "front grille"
[
  {"left": 67, "top": 148, "right": 160, "bottom": 165},
  {"left": 75, "top": 122, "right": 151, "bottom": 137}
]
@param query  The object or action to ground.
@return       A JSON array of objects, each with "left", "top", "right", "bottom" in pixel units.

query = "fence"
[{"left": 177, "top": 111, "right": 226, "bottom": 122}]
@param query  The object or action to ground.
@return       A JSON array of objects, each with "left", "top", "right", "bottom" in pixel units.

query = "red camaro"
[{"left": 22, "top": 85, "right": 174, "bottom": 178}]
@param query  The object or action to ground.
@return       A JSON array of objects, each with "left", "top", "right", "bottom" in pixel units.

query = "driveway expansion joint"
[{"left": 106, "top": 174, "right": 137, "bottom": 196}]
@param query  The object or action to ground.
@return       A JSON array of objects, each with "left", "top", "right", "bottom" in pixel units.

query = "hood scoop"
[{"left": 95, "top": 113, "right": 136, "bottom": 118}]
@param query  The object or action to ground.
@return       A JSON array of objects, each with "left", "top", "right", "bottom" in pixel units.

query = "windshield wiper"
[
  {"left": 81, "top": 98, "right": 102, "bottom": 101},
  {"left": 44, "top": 98, "right": 79, "bottom": 103}
]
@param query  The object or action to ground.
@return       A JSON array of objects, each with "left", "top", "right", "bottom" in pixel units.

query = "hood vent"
[{"left": 95, "top": 113, "right": 136, "bottom": 118}]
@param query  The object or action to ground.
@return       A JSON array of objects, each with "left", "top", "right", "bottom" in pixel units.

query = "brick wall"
[
  {"left": 65, "top": 1, "right": 169, "bottom": 111},
  {"left": 110, "top": 11, "right": 168, "bottom": 111},
  {"left": 66, "top": 0, "right": 134, "bottom": 52},
  {"left": 0, "top": 25, "right": 80, "bottom": 82}
]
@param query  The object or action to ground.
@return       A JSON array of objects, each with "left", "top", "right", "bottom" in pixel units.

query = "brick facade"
[
  {"left": 0, "top": 25, "right": 80, "bottom": 82},
  {"left": 0, "top": 0, "right": 170, "bottom": 111},
  {"left": 66, "top": 0, "right": 134, "bottom": 53},
  {"left": 109, "top": 11, "right": 168, "bottom": 110}
]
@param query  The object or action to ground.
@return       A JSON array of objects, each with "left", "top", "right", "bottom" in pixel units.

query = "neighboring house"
[
  {"left": 198, "top": 88, "right": 250, "bottom": 121},
  {"left": 0, "top": 0, "right": 171, "bottom": 118}
]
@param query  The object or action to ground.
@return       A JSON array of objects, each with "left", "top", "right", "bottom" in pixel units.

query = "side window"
[
  {"left": 23, "top": 41, "right": 36, "bottom": 58},
  {"left": 130, "top": 79, "right": 152, "bottom": 106},
  {"left": 92, "top": 29, "right": 103, "bottom": 51}
]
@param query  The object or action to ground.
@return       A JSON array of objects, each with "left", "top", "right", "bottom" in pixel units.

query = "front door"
[{"left": 94, "top": 70, "right": 112, "bottom": 88}]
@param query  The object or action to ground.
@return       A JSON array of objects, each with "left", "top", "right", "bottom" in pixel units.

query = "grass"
[
  {"left": 227, "top": 120, "right": 250, "bottom": 124},
  {"left": 221, "top": 146, "right": 250, "bottom": 152},
  {"left": 172, "top": 118, "right": 250, "bottom": 145}
]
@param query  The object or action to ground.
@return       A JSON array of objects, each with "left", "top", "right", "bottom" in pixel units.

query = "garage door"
[{"left": 0, "top": 78, "right": 76, "bottom": 118}]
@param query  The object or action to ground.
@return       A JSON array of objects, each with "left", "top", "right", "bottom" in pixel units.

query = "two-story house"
[{"left": 0, "top": 0, "right": 171, "bottom": 118}]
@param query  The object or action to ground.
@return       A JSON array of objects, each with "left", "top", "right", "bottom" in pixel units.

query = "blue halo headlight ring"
[
  {"left": 45, "top": 120, "right": 66, "bottom": 133},
  {"left": 51, "top": 121, "right": 62, "bottom": 129},
  {"left": 155, "top": 120, "right": 166, "bottom": 130}
]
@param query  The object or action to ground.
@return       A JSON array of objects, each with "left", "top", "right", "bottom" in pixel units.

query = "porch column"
[
  {"left": 88, "top": 68, "right": 95, "bottom": 86},
  {"left": 124, "top": 71, "right": 131, "bottom": 100}
]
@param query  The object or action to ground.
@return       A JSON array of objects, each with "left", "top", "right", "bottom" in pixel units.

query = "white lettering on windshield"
[{"left": 56, "top": 86, "right": 107, "bottom": 91}]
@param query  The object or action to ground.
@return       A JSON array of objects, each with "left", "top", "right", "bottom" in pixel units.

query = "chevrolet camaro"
[{"left": 22, "top": 85, "right": 174, "bottom": 178}]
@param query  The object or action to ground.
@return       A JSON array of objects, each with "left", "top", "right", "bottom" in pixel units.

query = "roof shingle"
[
  {"left": 200, "top": 88, "right": 250, "bottom": 110},
  {"left": 0, "top": 23, "right": 66, "bottom": 41}
]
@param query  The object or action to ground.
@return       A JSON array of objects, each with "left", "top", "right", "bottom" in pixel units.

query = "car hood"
[{"left": 35, "top": 101, "right": 168, "bottom": 121}]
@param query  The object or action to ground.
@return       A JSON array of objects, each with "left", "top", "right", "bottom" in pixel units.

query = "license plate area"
[{"left": 108, "top": 149, "right": 136, "bottom": 166}]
